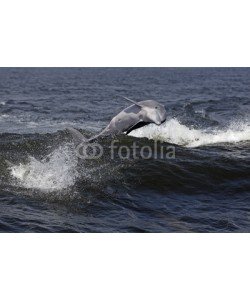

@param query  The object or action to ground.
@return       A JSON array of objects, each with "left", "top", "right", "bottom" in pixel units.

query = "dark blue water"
[{"left": 0, "top": 68, "right": 249, "bottom": 232}]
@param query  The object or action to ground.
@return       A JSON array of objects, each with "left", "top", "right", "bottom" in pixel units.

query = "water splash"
[
  {"left": 10, "top": 144, "right": 79, "bottom": 191},
  {"left": 129, "top": 118, "right": 250, "bottom": 147}
]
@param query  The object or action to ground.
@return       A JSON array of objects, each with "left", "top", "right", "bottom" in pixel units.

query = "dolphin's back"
[{"left": 106, "top": 104, "right": 142, "bottom": 134}]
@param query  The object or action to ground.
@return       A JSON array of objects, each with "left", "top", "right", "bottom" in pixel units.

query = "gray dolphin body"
[{"left": 68, "top": 97, "right": 167, "bottom": 142}]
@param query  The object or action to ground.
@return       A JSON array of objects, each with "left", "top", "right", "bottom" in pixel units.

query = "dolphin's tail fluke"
[
  {"left": 67, "top": 127, "right": 88, "bottom": 143},
  {"left": 67, "top": 126, "right": 110, "bottom": 143}
]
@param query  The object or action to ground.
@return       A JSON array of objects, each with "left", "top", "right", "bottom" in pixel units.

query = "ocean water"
[{"left": 0, "top": 67, "right": 249, "bottom": 232}]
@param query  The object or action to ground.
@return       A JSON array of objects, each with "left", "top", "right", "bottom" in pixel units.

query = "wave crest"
[{"left": 129, "top": 119, "right": 250, "bottom": 147}]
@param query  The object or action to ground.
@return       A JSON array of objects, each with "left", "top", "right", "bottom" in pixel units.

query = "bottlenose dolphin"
[{"left": 67, "top": 97, "right": 167, "bottom": 142}]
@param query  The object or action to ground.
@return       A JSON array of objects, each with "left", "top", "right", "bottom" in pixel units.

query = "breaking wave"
[{"left": 129, "top": 118, "right": 250, "bottom": 147}]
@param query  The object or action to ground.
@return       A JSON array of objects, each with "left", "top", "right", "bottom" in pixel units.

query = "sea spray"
[
  {"left": 129, "top": 118, "right": 250, "bottom": 147},
  {"left": 10, "top": 143, "right": 79, "bottom": 191}
]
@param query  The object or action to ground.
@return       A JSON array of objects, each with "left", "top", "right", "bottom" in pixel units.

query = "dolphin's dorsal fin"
[{"left": 121, "top": 96, "right": 143, "bottom": 108}]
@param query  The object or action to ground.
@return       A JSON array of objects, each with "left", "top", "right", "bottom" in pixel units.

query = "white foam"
[
  {"left": 129, "top": 118, "right": 250, "bottom": 147},
  {"left": 10, "top": 144, "right": 79, "bottom": 191}
]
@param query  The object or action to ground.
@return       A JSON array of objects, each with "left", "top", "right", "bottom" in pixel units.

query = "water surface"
[{"left": 0, "top": 68, "right": 249, "bottom": 232}]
